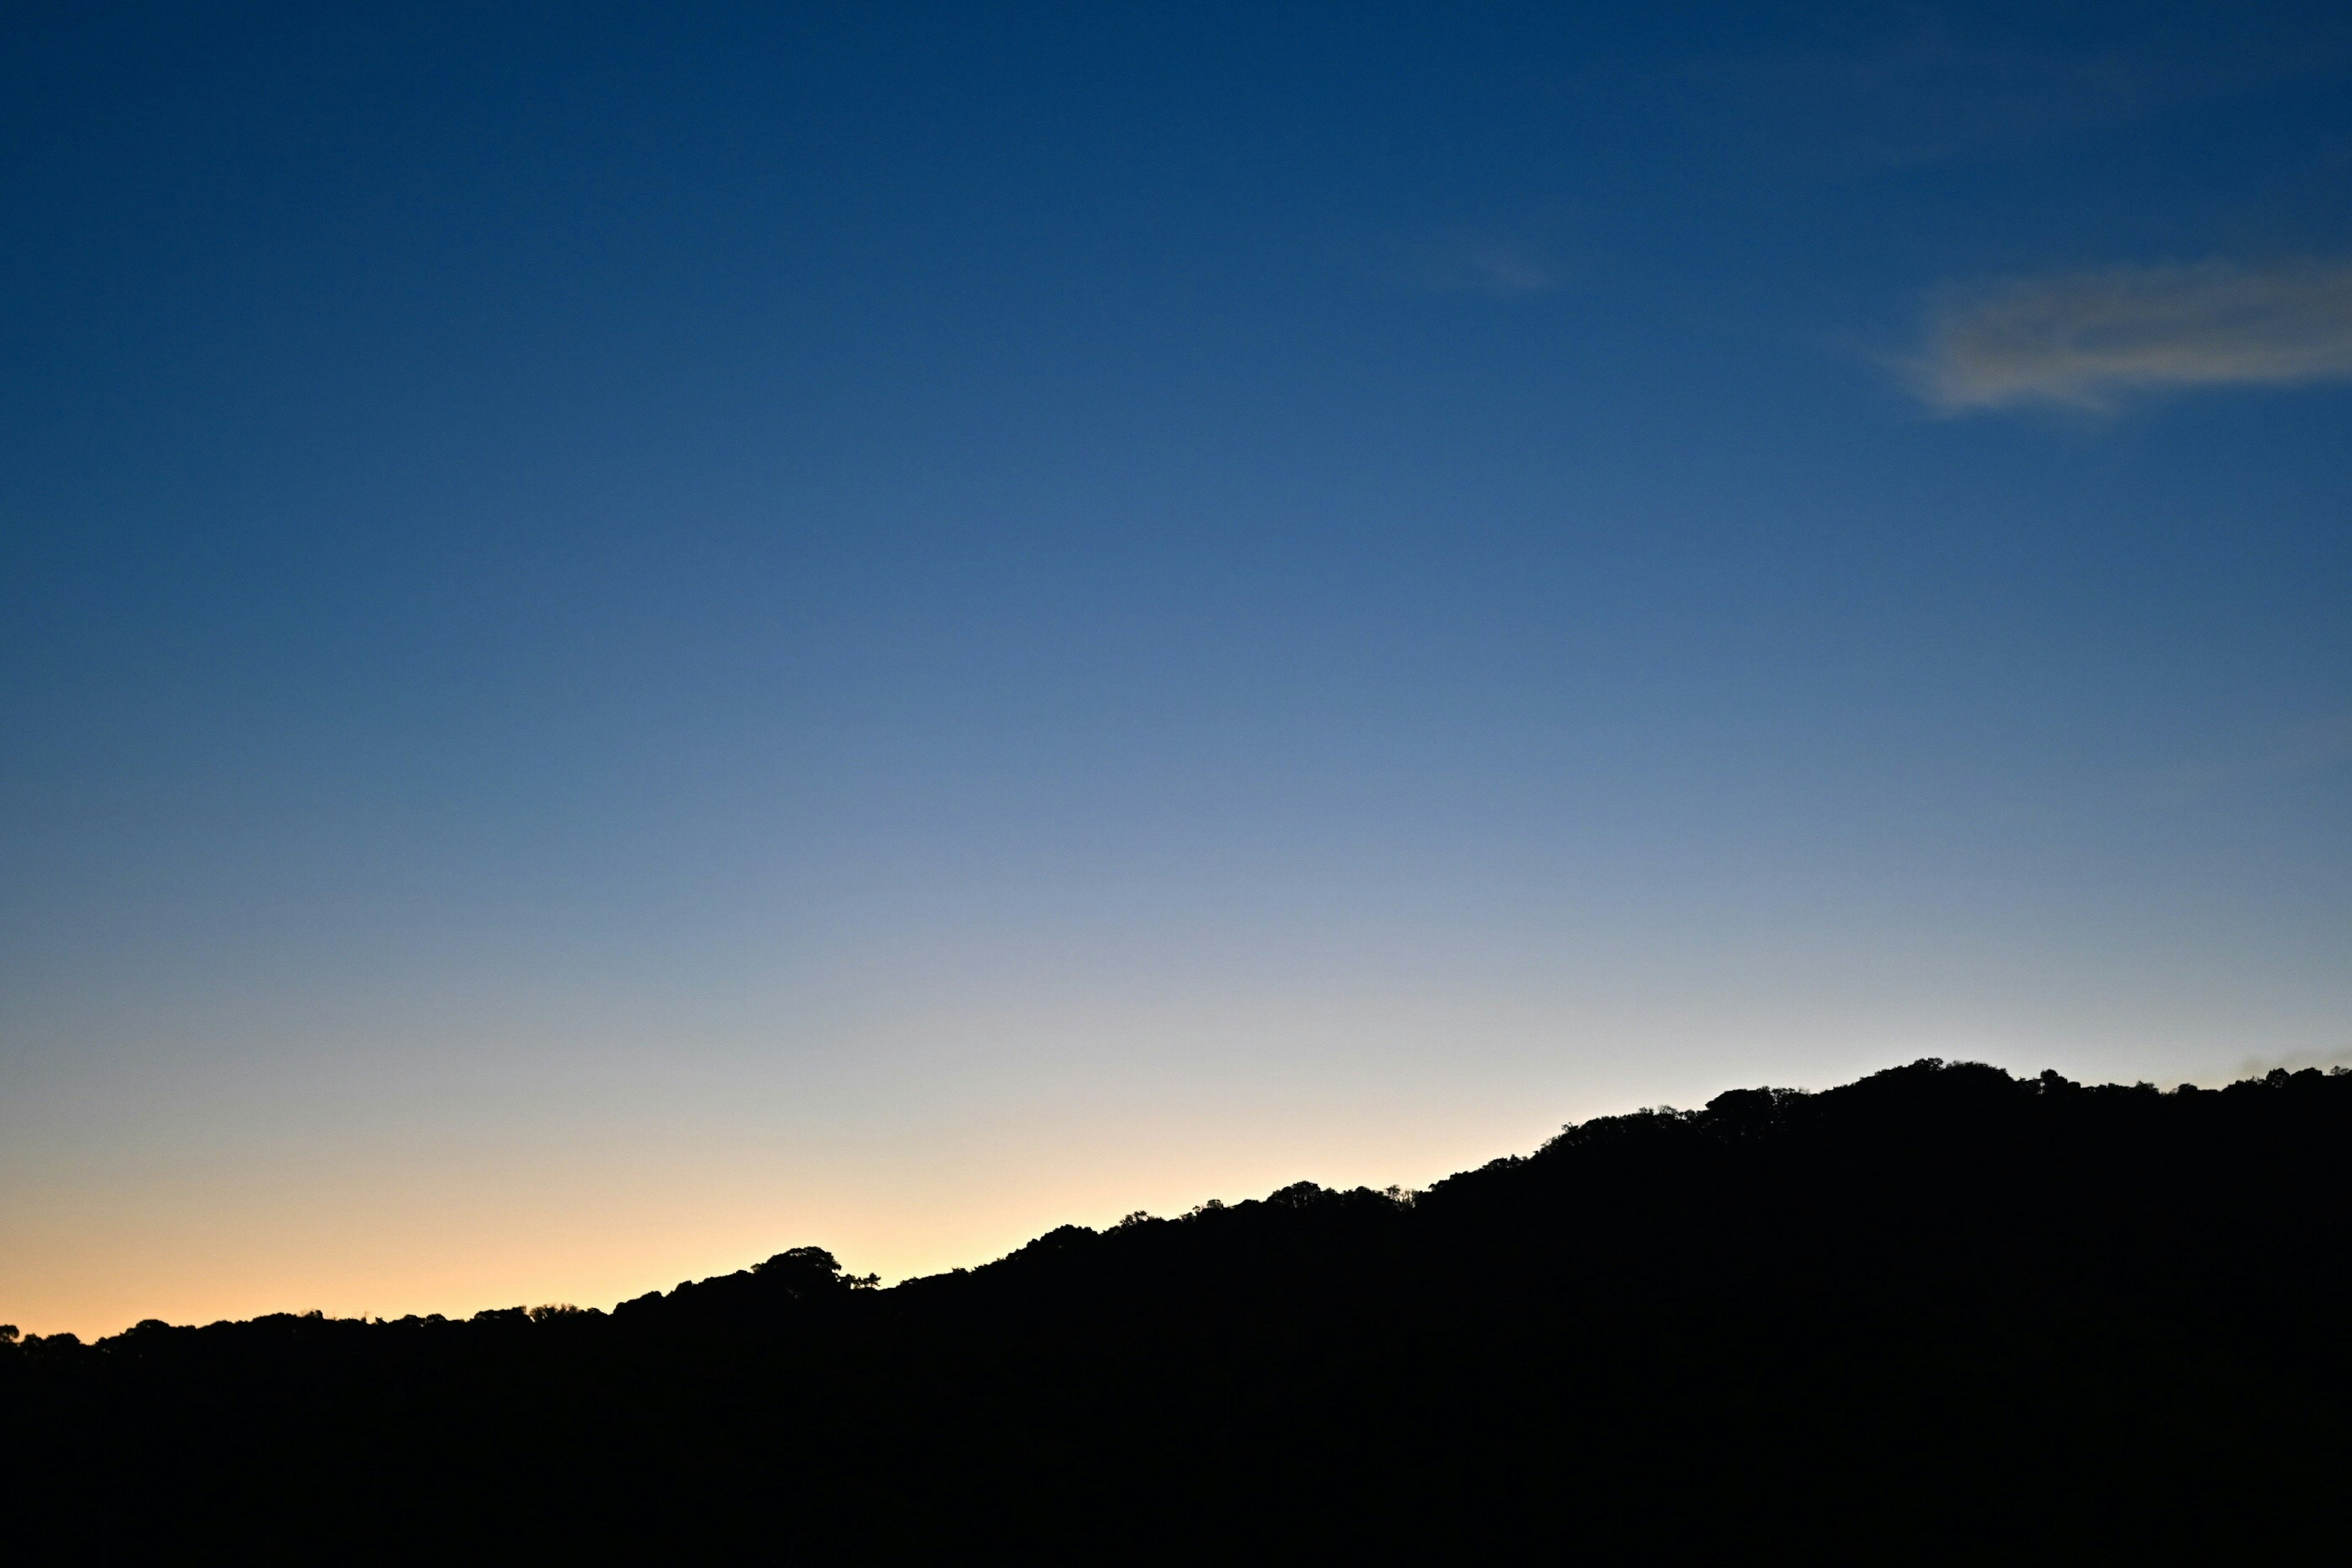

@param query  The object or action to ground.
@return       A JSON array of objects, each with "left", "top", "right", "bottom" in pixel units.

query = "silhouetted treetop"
[{"left": 6, "top": 1057, "right": 2346, "bottom": 1564}]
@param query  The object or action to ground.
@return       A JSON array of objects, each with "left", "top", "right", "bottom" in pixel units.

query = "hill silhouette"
[{"left": 6, "top": 1058, "right": 2348, "bottom": 1562}]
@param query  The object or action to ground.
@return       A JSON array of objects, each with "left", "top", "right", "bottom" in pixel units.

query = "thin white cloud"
[{"left": 1911, "top": 260, "right": 2352, "bottom": 412}]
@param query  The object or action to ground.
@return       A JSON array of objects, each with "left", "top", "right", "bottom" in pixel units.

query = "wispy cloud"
[
  {"left": 1911, "top": 260, "right": 2352, "bottom": 412},
  {"left": 1387, "top": 236, "right": 1559, "bottom": 298},
  {"left": 1452, "top": 242, "right": 1555, "bottom": 296}
]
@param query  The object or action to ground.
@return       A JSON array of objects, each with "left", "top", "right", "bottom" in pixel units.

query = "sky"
[{"left": 5, "top": 1, "right": 2350, "bottom": 1336}]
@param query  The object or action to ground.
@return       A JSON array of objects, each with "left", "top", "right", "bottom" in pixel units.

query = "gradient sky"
[{"left": 6, "top": 1, "right": 2351, "bottom": 1336}]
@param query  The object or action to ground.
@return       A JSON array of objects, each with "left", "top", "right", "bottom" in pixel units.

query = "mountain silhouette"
[{"left": 6, "top": 1058, "right": 2347, "bottom": 1562}]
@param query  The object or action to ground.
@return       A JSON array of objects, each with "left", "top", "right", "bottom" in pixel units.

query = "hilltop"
[{"left": 7, "top": 1058, "right": 2348, "bottom": 1562}]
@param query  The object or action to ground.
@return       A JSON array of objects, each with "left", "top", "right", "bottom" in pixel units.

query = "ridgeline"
[{"left": 7, "top": 1058, "right": 2348, "bottom": 1562}]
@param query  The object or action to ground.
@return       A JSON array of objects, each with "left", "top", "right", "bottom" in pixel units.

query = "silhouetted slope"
[{"left": 6, "top": 1060, "right": 2348, "bottom": 1563}]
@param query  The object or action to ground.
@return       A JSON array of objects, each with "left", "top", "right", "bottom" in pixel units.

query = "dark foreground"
[{"left": 7, "top": 1060, "right": 2349, "bottom": 1563}]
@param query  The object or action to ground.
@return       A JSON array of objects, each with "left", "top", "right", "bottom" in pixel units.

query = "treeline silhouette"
[{"left": 7, "top": 1058, "right": 2348, "bottom": 1562}]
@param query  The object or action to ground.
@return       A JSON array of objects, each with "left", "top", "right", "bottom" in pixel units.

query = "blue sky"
[{"left": 5, "top": 2, "right": 2350, "bottom": 1332}]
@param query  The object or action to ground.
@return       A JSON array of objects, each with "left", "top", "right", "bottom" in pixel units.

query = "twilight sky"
[{"left": 6, "top": 1, "right": 2350, "bottom": 1336}]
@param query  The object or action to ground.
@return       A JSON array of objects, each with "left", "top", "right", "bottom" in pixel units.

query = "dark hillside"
[{"left": 7, "top": 1059, "right": 2348, "bottom": 1562}]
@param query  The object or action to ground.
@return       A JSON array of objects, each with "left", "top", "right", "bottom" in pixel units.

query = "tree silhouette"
[{"left": 4, "top": 1059, "right": 2346, "bottom": 1563}]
